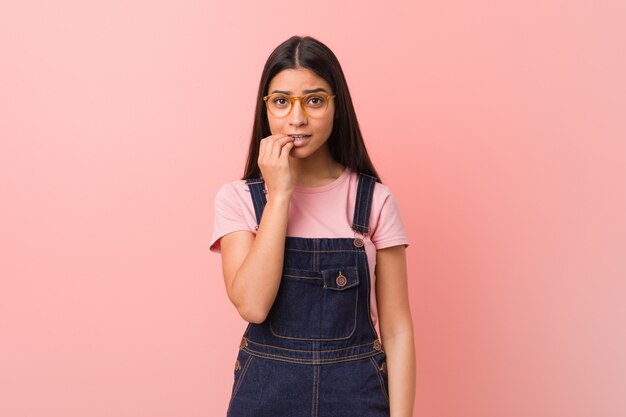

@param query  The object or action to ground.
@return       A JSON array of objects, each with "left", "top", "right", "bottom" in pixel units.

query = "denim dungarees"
[{"left": 227, "top": 173, "right": 390, "bottom": 417}]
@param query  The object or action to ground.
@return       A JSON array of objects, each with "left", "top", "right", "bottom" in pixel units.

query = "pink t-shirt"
[{"left": 209, "top": 166, "right": 410, "bottom": 328}]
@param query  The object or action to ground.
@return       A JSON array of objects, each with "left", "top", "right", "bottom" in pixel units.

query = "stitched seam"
[
  {"left": 364, "top": 176, "right": 376, "bottom": 232},
  {"left": 355, "top": 174, "right": 371, "bottom": 231},
  {"left": 268, "top": 280, "right": 359, "bottom": 341},
  {"left": 354, "top": 175, "right": 373, "bottom": 231},
  {"left": 285, "top": 249, "right": 365, "bottom": 253},
  {"left": 241, "top": 348, "right": 380, "bottom": 364},
  {"left": 312, "top": 365, "right": 319, "bottom": 417},
  {"left": 354, "top": 174, "right": 363, "bottom": 230},
  {"left": 282, "top": 268, "right": 322, "bottom": 277},
  {"left": 244, "top": 347, "right": 377, "bottom": 361},
  {"left": 284, "top": 275, "right": 322, "bottom": 280},
  {"left": 249, "top": 183, "right": 263, "bottom": 226},
  {"left": 353, "top": 174, "right": 373, "bottom": 231},
  {"left": 244, "top": 339, "right": 376, "bottom": 353},
  {"left": 362, "top": 250, "right": 381, "bottom": 339},
  {"left": 364, "top": 176, "right": 374, "bottom": 233},
  {"left": 369, "top": 356, "right": 389, "bottom": 405},
  {"left": 228, "top": 353, "right": 253, "bottom": 410},
  {"left": 364, "top": 175, "right": 373, "bottom": 227}
]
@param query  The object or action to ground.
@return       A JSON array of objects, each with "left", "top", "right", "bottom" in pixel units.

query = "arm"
[
  {"left": 375, "top": 244, "right": 416, "bottom": 417},
  {"left": 220, "top": 191, "right": 291, "bottom": 324},
  {"left": 218, "top": 135, "right": 296, "bottom": 324}
]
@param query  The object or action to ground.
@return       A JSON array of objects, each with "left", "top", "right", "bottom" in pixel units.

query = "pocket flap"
[{"left": 322, "top": 266, "right": 360, "bottom": 291}]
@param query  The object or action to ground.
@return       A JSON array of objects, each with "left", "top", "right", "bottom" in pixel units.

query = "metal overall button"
[
  {"left": 234, "top": 359, "right": 241, "bottom": 371},
  {"left": 373, "top": 339, "right": 382, "bottom": 351},
  {"left": 239, "top": 336, "right": 248, "bottom": 349},
  {"left": 353, "top": 231, "right": 368, "bottom": 247},
  {"left": 336, "top": 271, "right": 347, "bottom": 287}
]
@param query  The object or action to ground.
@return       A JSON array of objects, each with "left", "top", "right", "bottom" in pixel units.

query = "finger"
[
  {"left": 273, "top": 135, "right": 292, "bottom": 148},
  {"left": 267, "top": 134, "right": 287, "bottom": 141},
  {"left": 280, "top": 141, "right": 294, "bottom": 159},
  {"left": 262, "top": 135, "right": 283, "bottom": 155},
  {"left": 271, "top": 136, "right": 293, "bottom": 160}
]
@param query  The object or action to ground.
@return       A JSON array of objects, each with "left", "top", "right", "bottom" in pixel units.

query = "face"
[{"left": 266, "top": 67, "right": 335, "bottom": 161}]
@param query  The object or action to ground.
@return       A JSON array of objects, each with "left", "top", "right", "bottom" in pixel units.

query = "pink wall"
[{"left": 1, "top": 1, "right": 624, "bottom": 416}]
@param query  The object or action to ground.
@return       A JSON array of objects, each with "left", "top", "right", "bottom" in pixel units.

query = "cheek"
[
  {"left": 268, "top": 117, "right": 282, "bottom": 133},
  {"left": 323, "top": 114, "right": 335, "bottom": 132},
  {"left": 327, "top": 108, "right": 336, "bottom": 128}
]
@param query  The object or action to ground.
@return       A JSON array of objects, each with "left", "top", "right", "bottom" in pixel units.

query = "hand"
[{"left": 258, "top": 134, "right": 295, "bottom": 196}]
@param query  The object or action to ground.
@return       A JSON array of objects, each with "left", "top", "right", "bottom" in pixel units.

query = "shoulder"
[
  {"left": 353, "top": 173, "right": 396, "bottom": 205},
  {"left": 344, "top": 171, "right": 399, "bottom": 214},
  {"left": 372, "top": 179, "right": 394, "bottom": 200},
  {"left": 209, "top": 178, "right": 258, "bottom": 253},
  {"left": 214, "top": 179, "right": 253, "bottom": 204},
  {"left": 371, "top": 180, "right": 402, "bottom": 220},
  {"left": 361, "top": 176, "right": 409, "bottom": 249}
]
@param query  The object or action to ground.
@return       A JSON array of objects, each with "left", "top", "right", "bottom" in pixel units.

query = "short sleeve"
[
  {"left": 370, "top": 190, "right": 410, "bottom": 250},
  {"left": 209, "top": 183, "right": 252, "bottom": 254}
]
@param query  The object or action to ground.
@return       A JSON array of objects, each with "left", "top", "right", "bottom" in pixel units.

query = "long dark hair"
[{"left": 241, "top": 35, "right": 383, "bottom": 184}]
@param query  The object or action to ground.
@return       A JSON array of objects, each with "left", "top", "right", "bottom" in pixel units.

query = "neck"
[{"left": 289, "top": 156, "right": 345, "bottom": 187}]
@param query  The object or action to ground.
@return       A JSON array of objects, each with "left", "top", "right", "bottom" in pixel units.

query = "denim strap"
[
  {"left": 351, "top": 173, "right": 377, "bottom": 234},
  {"left": 244, "top": 178, "right": 266, "bottom": 230}
]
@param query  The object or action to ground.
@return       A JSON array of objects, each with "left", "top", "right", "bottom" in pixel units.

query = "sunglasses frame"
[{"left": 263, "top": 93, "right": 336, "bottom": 119}]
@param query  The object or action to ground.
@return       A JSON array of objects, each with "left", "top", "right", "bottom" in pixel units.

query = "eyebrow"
[{"left": 270, "top": 88, "right": 329, "bottom": 95}]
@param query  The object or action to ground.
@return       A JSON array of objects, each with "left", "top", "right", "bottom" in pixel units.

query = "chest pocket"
[{"left": 269, "top": 266, "right": 360, "bottom": 340}]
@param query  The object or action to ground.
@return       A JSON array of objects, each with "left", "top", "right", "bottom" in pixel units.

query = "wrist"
[{"left": 267, "top": 191, "right": 292, "bottom": 202}]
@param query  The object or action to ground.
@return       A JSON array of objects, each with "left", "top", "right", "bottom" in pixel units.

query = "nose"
[{"left": 289, "top": 99, "right": 307, "bottom": 127}]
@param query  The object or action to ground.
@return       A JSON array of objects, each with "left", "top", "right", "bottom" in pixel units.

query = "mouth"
[
  {"left": 288, "top": 134, "right": 312, "bottom": 147},
  {"left": 288, "top": 134, "right": 312, "bottom": 144}
]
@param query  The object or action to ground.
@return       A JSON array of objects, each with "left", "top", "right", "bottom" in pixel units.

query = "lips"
[{"left": 289, "top": 134, "right": 311, "bottom": 147}]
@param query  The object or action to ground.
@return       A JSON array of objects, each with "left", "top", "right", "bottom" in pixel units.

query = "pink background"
[{"left": 1, "top": 1, "right": 625, "bottom": 416}]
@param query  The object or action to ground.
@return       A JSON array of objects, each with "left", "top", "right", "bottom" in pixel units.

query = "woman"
[{"left": 209, "top": 35, "right": 415, "bottom": 417}]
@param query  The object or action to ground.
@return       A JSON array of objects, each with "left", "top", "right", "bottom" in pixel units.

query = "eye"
[
  {"left": 272, "top": 96, "right": 289, "bottom": 106},
  {"left": 306, "top": 95, "right": 325, "bottom": 107}
]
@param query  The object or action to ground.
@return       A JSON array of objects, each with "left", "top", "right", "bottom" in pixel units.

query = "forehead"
[{"left": 268, "top": 68, "right": 332, "bottom": 93}]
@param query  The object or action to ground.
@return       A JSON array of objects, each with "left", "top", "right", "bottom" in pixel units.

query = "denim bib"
[{"left": 227, "top": 172, "right": 390, "bottom": 417}]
